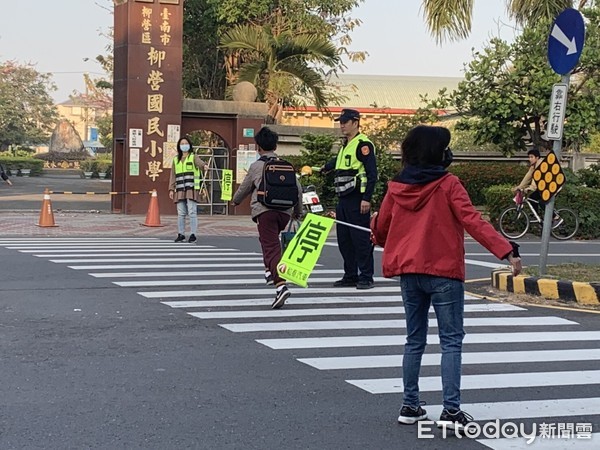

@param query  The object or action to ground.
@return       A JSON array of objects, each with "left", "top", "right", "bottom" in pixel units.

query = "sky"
[{"left": 0, "top": 0, "right": 517, "bottom": 103}]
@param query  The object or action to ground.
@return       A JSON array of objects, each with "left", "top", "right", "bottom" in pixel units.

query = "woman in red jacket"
[{"left": 371, "top": 125, "right": 521, "bottom": 431}]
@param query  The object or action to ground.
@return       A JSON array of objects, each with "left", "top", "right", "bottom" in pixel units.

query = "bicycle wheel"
[
  {"left": 499, "top": 207, "right": 530, "bottom": 239},
  {"left": 551, "top": 208, "right": 579, "bottom": 240}
]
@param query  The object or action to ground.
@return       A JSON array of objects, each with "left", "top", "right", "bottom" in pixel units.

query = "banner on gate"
[{"left": 221, "top": 169, "right": 233, "bottom": 201}]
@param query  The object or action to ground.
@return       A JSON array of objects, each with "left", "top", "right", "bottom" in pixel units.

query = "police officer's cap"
[{"left": 334, "top": 109, "right": 361, "bottom": 122}]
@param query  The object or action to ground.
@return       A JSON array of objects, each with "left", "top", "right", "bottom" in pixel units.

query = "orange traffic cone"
[
  {"left": 37, "top": 188, "right": 58, "bottom": 227},
  {"left": 142, "top": 189, "right": 164, "bottom": 227}
]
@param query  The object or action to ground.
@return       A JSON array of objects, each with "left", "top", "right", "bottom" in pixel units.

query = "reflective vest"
[
  {"left": 334, "top": 133, "right": 371, "bottom": 195},
  {"left": 174, "top": 154, "right": 201, "bottom": 191}
]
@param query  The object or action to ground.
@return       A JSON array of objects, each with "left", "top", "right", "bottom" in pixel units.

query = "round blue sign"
[{"left": 548, "top": 8, "right": 586, "bottom": 75}]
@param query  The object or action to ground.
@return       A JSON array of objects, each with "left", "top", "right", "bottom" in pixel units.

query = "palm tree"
[
  {"left": 220, "top": 24, "right": 340, "bottom": 123},
  {"left": 422, "top": 0, "right": 593, "bottom": 43}
]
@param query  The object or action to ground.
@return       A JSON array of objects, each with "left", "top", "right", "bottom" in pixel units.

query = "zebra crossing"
[{"left": 1, "top": 237, "right": 598, "bottom": 448}]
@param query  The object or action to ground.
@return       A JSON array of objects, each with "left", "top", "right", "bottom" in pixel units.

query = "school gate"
[{"left": 112, "top": 0, "right": 266, "bottom": 216}]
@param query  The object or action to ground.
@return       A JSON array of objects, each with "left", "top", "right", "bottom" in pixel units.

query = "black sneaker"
[
  {"left": 356, "top": 280, "right": 374, "bottom": 290},
  {"left": 272, "top": 286, "right": 290, "bottom": 309},
  {"left": 397, "top": 403, "right": 428, "bottom": 425},
  {"left": 188, "top": 234, "right": 197, "bottom": 243},
  {"left": 265, "top": 272, "right": 274, "bottom": 286},
  {"left": 174, "top": 234, "right": 186, "bottom": 243},
  {"left": 332, "top": 278, "right": 358, "bottom": 287},
  {"left": 437, "top": 408, "right": 474, "bottom": 431}
]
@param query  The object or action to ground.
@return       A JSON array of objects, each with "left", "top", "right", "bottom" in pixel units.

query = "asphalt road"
[
  {"left": 1, "top": 236, "right": 599, "bottom": 449},
  {"left": 0, "top": 174, "right": 111, "bottom": 211}
]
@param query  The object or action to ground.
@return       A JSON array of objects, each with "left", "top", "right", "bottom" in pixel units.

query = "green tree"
[
  {"left": 182, "top": 0, "right": 225, "bottom": 99},
  {"left": 0, "top": 61, "right": 59, "bottom": 151},
  {"left": 183, "top": 0, "right": 364, "bottom": 101},
  {"left": 363, "top": 107, "right": 440, "bottom": 153},
  {"left": 220, "top": 25, "right": 340, "bottom": 121},
  {"left": 96, "top": 114, "right": 113, "bottom": 150},
  {"left": 427, "top": 5, "right": 600, "bottom": 154},
  {"left": 76, "top": 24, "right": 114, "bottom": 150},
  {"left": 421, "top": 0, "right": 592, "bottom": 43},
  {"left": 361, "top": 108, "right": 440, "bottom": 204}
]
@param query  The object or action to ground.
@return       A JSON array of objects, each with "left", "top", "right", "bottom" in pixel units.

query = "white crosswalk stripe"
[
  {"left": 419, "top": 398, "right": 600, "bottom": 423},
  {"left": 478, "top": 432, "right": 599, "bottom": 449},
  {"left": 116, "top": 276, "right": 394, "bottom": 288},
  {"left": 1, "top": 236, "right": 598, "bottom": 440},
  {"left": 51, "top": 257, "right": 265, "bottom": 263},
  {"left": 191, "top": 304, "right": 523, "bottom": 320},
  {"left": 219, "top": 316, "right": 577, "bottom": 332},
  {"left": 347, "top": 370, "right": 600, "bottom": 394},
  {"left": 257, "top": 331, "right": 600, "bottom": 349},
  {"left": 298, "top": 348, "right": 600, "bottom": 370},
  {"left": 38, "top": 251, "right": 260, "bottom": 257},
  {"left": 89, "top": 269, "right": 342, "bottom": 278},
  {"left": 140, "top": 285, "right": 404, "bottom": 298}
]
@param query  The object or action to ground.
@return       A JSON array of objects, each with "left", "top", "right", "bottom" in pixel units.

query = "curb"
[{"left": 492, "top": 269, "right": 600, "bottom": 305}]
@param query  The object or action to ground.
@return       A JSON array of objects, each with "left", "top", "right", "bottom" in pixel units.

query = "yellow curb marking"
[
  {"left": 498, "top": 272, "right": 508, "bottom": 291},
  {"left": 573, "top": 282, "right": 600, "bottom": 305},
  {"left": 465, "top": 278, "right": 490, "bottom": 283},
  {"left": 537, "top": 279, "right": 559, "bottom": 299},
  {"left": 512, "top": 275, "right": 526, "bottom": 294}
]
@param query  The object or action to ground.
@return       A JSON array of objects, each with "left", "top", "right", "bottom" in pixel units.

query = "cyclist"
[
  {"left": 512, "top": 148, "right": 542, "bottom": 204},
  {"left": 512, "top": 148, "right": 559, "bottom": 226}
]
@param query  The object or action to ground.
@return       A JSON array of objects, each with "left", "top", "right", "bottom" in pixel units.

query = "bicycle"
[{"left": 498, "top": 190, "right": 579, "bottom": 240}]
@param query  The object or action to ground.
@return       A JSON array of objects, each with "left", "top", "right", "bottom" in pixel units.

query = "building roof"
[
  {"left": 287, "top": 74, "right": 463, "bottom": 114},
  {"left": 335, "top": 74, "right": 462, "bottom": 109}
]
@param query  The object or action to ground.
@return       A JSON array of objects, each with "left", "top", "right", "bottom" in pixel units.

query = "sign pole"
[
  {"left": 539, "top": 77, "right": 569, "bottom": 275},
  {"left": 539, "top": 8, "right": 585, "bottom": 275}
]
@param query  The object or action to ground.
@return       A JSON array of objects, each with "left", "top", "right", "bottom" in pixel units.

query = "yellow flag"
[
  {"left": 221, "top": 169, "right": 233, "bottom": 201},
  {"left": 277, "top": 213, "right": 335, "bottom": 287}
]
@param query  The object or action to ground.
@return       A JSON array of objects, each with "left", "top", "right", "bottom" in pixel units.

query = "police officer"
[{"left": 323, "top": 109, "right": 378, "bottom": 289}]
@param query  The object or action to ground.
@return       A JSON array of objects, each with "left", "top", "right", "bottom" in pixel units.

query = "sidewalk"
[
  {"left": 0, "top": 211, "right": 259, "bottom": 237},
  {"left": 0, "top": 174, "right": 258, "bottom": 237}
]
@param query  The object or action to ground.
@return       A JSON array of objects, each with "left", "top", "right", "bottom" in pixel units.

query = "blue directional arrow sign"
[{"left": 548, "top": 8, "right": 585, "bottom": 75}]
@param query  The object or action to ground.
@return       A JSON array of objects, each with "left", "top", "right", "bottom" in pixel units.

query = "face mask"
[{"left": 180, "top": 144, "right": 190, "bottom": 152}]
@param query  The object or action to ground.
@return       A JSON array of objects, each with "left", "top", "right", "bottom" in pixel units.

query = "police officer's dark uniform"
[{"left": 323, "top": 109, "right": 378, "bottom": 289}]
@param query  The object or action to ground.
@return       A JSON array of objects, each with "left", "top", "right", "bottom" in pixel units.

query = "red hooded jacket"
[{"left": 371, "top": 173, "right": 512, "bottom": 281}]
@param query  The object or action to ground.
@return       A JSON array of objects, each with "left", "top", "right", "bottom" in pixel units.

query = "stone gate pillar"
[{"left": 112, "top": 0, "right": 183, "bottom": 214}]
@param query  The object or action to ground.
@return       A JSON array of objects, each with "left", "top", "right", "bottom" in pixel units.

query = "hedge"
[
  {"left": 483, "top": 184, "right": 600, "bottom": 239},
  {"left": 449, "top": 162, "right": 529, "bottom": 205},
  {"left": 0, "top": 157, "right": 44, "bottom": 176}
]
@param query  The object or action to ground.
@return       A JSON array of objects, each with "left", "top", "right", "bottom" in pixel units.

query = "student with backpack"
[{"left": 232, "top": 127, "right": 302, "bottom": 309}]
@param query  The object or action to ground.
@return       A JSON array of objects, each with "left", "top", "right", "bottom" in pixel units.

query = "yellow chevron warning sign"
[{"left": 533, "top": 151, "right": 565, "bottom": 202}]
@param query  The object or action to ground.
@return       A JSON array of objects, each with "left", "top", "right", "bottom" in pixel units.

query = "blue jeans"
[
  {"left": 400, "top": 274, "right": 465, "bottom": 411},
  {"left": 176, "top": 199, "right": 198, "bottom": 234}
]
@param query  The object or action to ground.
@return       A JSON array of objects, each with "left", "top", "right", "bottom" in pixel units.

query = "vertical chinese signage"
[
  {"left": 113, "top": 0, "right": 182, "bottom": 214},
  {"left": 141, "top": 2, "right": 167, "bottom": 181},
  {"left": 546, "top": 83, "right": 568, "bottom": 140}
]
